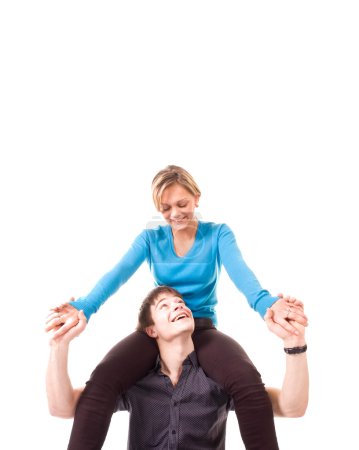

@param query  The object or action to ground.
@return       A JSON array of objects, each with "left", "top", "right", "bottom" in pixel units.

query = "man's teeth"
[{"left": 174, "top": 314, "right": 186, "bottom": 321}]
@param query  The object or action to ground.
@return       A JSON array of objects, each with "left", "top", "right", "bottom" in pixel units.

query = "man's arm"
[
  {"left": 264, "top": 299, "right": 309, "bottom": 418},
  {"left": 46, "top": 308, "right": 86, "bottom": 418}
]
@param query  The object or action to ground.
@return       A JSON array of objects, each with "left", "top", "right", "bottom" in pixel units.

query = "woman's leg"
[
  {"left": 193, "top": 322, "right": 279, "bottom": 450},
  {"left": 67, "top": 331, "right": 158, "bottom": 450}
]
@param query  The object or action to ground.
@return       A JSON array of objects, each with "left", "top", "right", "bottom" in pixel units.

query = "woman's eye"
[{"left": 178, "top": 204, "right": 187, "bottom": 208}]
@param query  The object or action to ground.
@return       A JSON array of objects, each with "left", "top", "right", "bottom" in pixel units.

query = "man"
[{"left": 46, "top": 286, "right": 309, "bottom": 449}]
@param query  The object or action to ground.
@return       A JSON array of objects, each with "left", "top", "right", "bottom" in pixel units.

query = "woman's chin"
[{"left": 170, "top": 219, "right": 189, "bottom": 230}]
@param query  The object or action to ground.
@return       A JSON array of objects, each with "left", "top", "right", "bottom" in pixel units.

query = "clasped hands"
[
  {"left": 265, "top": 293, "right": 308, "bottom": 339},
  {"left": 45, "top": 297, "right": 85, "bottom": 340}
]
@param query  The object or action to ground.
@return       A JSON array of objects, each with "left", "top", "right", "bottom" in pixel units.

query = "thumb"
[
  {"left": 78, "top": 310, "right": 87, "bottom": 323},
  {"left": 264, "top": 308, "right": 273, "bottom": 321}
]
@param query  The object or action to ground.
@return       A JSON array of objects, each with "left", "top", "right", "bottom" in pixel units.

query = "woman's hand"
[
  {"left": 45, "top": 298, "right": 86, "bottom": 339},
  {"left": 269, "top": 294, "right": 308, "bottom": 336},
  {"left": 46, "top": 309, "right": 87, "bottom": 345}
]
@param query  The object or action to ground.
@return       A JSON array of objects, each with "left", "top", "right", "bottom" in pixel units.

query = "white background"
[{"left": 1, "top": 1, "right": 358, "bottom": 449}]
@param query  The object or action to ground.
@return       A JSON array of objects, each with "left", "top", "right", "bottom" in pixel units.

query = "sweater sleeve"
[
  {"left": 218, "top": 224, "right": 278, "bottom": 318},
  {"left": 69, "top": 230, "right": 149, "bottom": 321}
]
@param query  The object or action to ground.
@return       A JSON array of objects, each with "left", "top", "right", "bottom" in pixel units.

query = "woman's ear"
[{"left": 195, "top": 194, "right": 201, "bottom": 208}]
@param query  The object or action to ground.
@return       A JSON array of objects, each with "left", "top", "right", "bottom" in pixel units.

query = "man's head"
[{"left": 137, "top": 286, "right": 194, "bottom": 341}]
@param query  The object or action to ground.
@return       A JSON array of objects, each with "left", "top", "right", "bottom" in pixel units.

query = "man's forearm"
[
  {"left": 272, "top": 336, "right": 309, "bottom": 418},
  {"left": 46, "top": 341, "right": 81, "bottom": 418},
  {"left": 279, "top": 351, "right": 308, "bottom": 417}
]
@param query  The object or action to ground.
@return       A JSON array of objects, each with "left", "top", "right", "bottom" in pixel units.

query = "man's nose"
[{"left": 173, "top": 302, "right": 183, "bottom": 312}]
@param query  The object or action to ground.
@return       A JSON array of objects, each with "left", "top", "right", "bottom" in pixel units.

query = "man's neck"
[{"left": 157, "top": 334, "right": 194, "bottom": 386}]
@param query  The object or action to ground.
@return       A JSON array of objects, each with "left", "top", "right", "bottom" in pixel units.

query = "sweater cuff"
[{"left": 69, "top": 298, "right": 92, "bottom": 322}]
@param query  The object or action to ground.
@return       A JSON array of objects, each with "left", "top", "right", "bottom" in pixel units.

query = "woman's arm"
[
  {"left": 265, "top": 308, "right": 309, "bottom": 417},
  {"left": 48, "top": 230, "right": 149, "bottom": 337},
  {"left": 218, "top": 224, "right": 307, "bottom": 334},
  {"left": 46, "top": 310, "right": 86, "bottom": 417}
]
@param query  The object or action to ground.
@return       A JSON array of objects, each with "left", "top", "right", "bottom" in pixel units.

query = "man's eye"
[
  {"left": 160, "top": 304, "right": 168, "bottom": 309},
  {"left": 178, "top": 204, "right": 187, "bottom": 208}
]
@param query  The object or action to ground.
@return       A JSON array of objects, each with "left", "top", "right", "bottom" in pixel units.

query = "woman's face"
[{"left": 159, "top": 183, "right": 199, "bottom": 231}]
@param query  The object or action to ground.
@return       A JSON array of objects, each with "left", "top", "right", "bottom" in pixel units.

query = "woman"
[{"left": 49, "top": 165, "right": 307, "bottom": 450}]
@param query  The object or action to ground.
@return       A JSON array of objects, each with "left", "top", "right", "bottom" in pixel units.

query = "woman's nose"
[{"left": 170, "top": 207, "right": 181, "bottom": 217}]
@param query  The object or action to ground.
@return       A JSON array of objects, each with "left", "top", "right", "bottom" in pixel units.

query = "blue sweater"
[{"left": 70, "top": 221, "right": 278, "bottom": 325}]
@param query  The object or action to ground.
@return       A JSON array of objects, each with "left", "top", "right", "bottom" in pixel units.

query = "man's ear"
[{"left": 145, "top": 325, "right": 158, "bottom": 339}]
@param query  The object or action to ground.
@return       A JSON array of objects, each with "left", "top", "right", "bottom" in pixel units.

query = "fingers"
[
  {"left": 52, "top": 315, "right": 80, "bottom": 339},
  {"left": 51, "top": 309, "right": 87, "bottom": 339},
  {"left": 283, "top": 303, "right": 308, "bottom": 326},
  {"left": 289, "top": 319, "right": 305, "bottom": 334},
  {"left": 285, "top": 295, "right": 304, "bottom": 310},
  {"left": 49, "top": 297, "right": 76, "bottom": 312},
  {"left": 286, "top": 309, "right": 308, "bottom": 326},
  {"left": 46, "top": 310, "right": 59, "bottom": 323},
  {"left": 45, "top": 311, "right": 67, "bottom": 332},
  {"left": 278, "top": 294, "right": 308, "bottom": 325},
  {"left": 46, "top": 309, "right": 87, "bottom": 345},
  {"left": 276, "top": 315, "right": 300, "bottom": 335},
  {"left": 47, "top": 304, "right": 77, "bottom": 321},
  {"left": 46, "top": 308, "right": 72, "bottom": 322},
  {"left": 265, "top": 308, "right": 290, "bottom": 339},
  {"left": 45, "top": 303, "right": 79, "bottom": 333}
]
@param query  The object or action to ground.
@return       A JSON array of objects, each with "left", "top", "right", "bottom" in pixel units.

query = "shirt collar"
[{"left": 154, "top": 350, "right": 199, "bottom": 373}]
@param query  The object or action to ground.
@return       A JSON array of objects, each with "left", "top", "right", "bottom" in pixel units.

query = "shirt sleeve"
[
  {"left": 69, "top": 230, "right": 149, "bottom": 321},
  {"left": 218, "top": 224, "right": 278, "bottom": 318}
]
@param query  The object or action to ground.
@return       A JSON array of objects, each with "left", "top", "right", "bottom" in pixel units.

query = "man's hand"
[
  {"left": 46, "top": 307, "right": 87, "bottom": 345},
  {"left": 265, "top": 305, "right": 306, "bottom": 347},
  {"left": 269, "top": 294, "right": 308, "bottom": 336},
  {"left": 46, "top": 298, "right": 86, "bottom": 340}
]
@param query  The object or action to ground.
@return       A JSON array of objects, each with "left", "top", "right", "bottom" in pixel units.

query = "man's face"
[{"left": 146, "top": 293, "right": 194, "bottom": 341}]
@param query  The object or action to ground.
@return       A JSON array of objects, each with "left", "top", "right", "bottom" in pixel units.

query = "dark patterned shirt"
[{"left": 116, "top": 351, "right": 233, "bottom": 449}]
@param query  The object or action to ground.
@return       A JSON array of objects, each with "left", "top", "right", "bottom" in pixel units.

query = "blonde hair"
[{"left": 151, "top": 165, "right": 201, "bottom": 210}]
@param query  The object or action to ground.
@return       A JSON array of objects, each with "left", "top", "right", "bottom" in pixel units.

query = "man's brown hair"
[{"left": 136, "top": 286, "right": 183, "bottom": 332}]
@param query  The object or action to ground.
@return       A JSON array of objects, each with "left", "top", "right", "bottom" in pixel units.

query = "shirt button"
[{"left": 172, "top": 430, "right": 176, "bottom": 434}]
